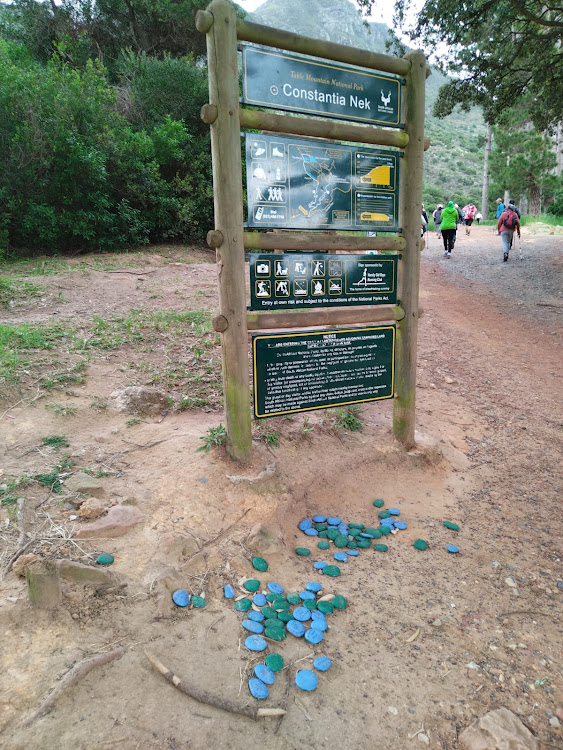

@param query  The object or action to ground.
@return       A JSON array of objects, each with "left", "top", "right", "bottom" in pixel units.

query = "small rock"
[
  {"left": 466, "top": 662, "right": 480, "bottom": 671},
  {"left": 12, "top": 553, "right": 39, "bottom": 577},
  {"left": 432, "top": 619, "right": 443, "bottom": 627},
  {"left": 111, "top": 386, "right": 170, "bottom": 415},
  {"left": 505, "top": 576, "right": 517, "bottom": 587},
  {"left": 64, "top": 475, "right": 105, "bottom": 497},
  {"left": 76, "top": 504, "right": 144, "bottom": 539},
  {"left": 26, "top": 561, "right": 62, "bottom": 609},
  {"left": 492, "top": 561, "right": 501, "bottom": 569},
  {"left": 459, "top": 707, "right": 538, "bottom": 750},
  {"left": 418, "top": 733, "right": 430, "bottom": 745},
  {"left": 445, "top": 376, "right": 454, "bottom": 384},
  {"left": 549, "top": 717, "right": 560, "bottom": 729},
  {"left": 388, "top": 706, "right": 398, "bottom": 715},
  {"left": 58, "top": 560, "right": 116, "bottom": 584},
  {"left": 78, "top": 497, "right": 107, "bottom": 520},
  {"left": 518, "top": 643, "right": 527, "bottom": 649}
]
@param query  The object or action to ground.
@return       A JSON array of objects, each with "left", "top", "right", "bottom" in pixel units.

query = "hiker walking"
[
  {"left": 497, "top": 203, "right": 521, "bottom": 262},
  {"left": 462, "top": 203, "right": 476, "bottom": 235},
  {"left": 440, "top": 201, "right": 459, "bottom": 258},
  {"left": 433, "top": 204, "right": 443, "bottom": 237}
]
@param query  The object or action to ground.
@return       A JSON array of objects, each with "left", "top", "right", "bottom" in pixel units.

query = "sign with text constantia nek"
[{"left": 242, "top": 44, "right": 402, "bottom": 127}]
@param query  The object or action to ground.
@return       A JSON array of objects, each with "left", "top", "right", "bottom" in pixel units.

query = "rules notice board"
[{"left": 252, "top": 326, "right": 395, "bottom": 418}]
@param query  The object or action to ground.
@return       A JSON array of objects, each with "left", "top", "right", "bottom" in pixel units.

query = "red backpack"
[{"left": 503, "top": 210, "right": 518, "bottom": 229}]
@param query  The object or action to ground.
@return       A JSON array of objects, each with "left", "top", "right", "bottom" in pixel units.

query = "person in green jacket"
[{"left": 440, "top": 201, "right": 459, "bottom": 257}]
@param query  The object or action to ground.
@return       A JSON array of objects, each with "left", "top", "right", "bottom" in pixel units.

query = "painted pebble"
[
  {"left": 378, "top": 510, "right": 391, "bottom": 519},
  {"left": 317, "top": 541, "right": 330, "bottom": 550},
  {"left": 323, "top": 565, "right": 341, "bottom": 577},
  {"left": 327, "top": 517, "right": 341, "bottom": 526},
  {"left": 394, "top": 521, "right": 407, "bottom": 530},
  {"left": 298, "top": 519, "right": 312, "bottom": 531},
  {"left": 305, "top": 628, "right": 324, "bottom": 644},
  {"left": 304, "top": 528, "right": 318, "bottom": 536},
  {"left": 332, "top": 595, "right": 347, "bottom": 610},
  {"left": 373, "top": 543, "right": 388, "bottom": 552},
  {"left": 248, "top": 677, "right": 269, "bottom": 700},
  {"left": 306, "top": 582, "right": 322, "bottom": 593},
  {"left": 443, "top": 521, "right": 460, "bottom": 531},
  {"left": 414, "top": 539, "right": 428, "bottom": 550},
  {"left": 388, "top": 508, "right": 400, "bottom": 516},
  {"left": 312, "top": 514, "right": 327, "bottom": 523},
  {"left": 172, "top": 589, "right": 190, "bottom": 607},
  {"left": 245, "top": 635, "right": 267, "bottom": 652},
  {"left": 334, "top": 552, "right": 348, "bottom": 562},
  {"left": 235, "top": 598, "right": 252, "bottom": 612},
  {"left": 253, "top": 593, "right": 267, "bottom": 607},
  {"left": 248, "top": 610, "right": 265, "bottom": 622},
  {"left": 243, "top": 579, "right": 261, "bottom": 592},
  {"left": 295, "top": 669, "right": 318, "bottom": 692},
  {"left": 287, "top": 593, "right": 301, "bottom": 604},
  {"left": 242, "top": 619, "right": 264, "bottom": 634},
  {"left": 311, "top": 610, "right": 326, "bottom": 621},
  {"left": 254, "top": 663, "right": 276, "bottom": 685},
  {"left": 313, "top": 656, "right": 332, "bottom": 672},
  {"left": 310, "top": 618, "right": 328, "bottom": 632},
  {"left": 373, "top": 498, "right": 385, "bottom": 507},
  {"left": 447, "top": 545, "right": 459, "bottom": 553},
  {"left": 379, "top": 526, "right": 391, "bottom": 536},
  {"left": 317, "top": 600, "right": 333, "bottom": 614},
  {"left": 224, "top": 584, "right": 235, "bottom": 599},
  {"left": 278, "top": 611, "right": 294, "bottom": 623},
  {"left": 264, "top": 626, "right": 286, "bottom": 641},
  {"left": 252, "top": 556, "right": 268, "bottom": 572},
  {"left": 295, "top": 548, "right": 311, "bottom": 557},
  {"left": 267, "top": 582, "right": 284, "bottom": 594},
  {"left": 293, "top": 606, "right": 312, "bottom": 622},
  {"left": 96, "top": 553, "right": 114, "bottom": 565},
  {"left": 287, "top": 620, "right": 306, "bottom": 637},
  {"left": 314, "top": 561, "right": 327, "bottom": 569},
  {"left": 265, "top": 653, "right": 284, "bottom": 672},
  {"left": 347, "top": 549, "right": 359, "bottom": 556},
  {"left": 380, "top": 518, "right": 395, "bottom": 527},
  {"left": 192, "top": 596, "right": 206, "bottom": 608},
  {"left": 299, "top": 590, "right": 316, "bottom": 600}
]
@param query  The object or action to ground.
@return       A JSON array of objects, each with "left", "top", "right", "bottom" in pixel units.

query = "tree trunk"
[
  {"left": 481, "top": 123, "right": 491, "bottom": 219},
  {"left": 556, "top": 120, "right": 562, "bottom": 178},
  {"left": 529, "top": 182, "right": 541, "bottom": 216}
]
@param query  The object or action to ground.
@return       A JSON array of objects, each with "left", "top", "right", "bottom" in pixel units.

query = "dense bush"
[{"left": 0, "top": 41, "right": 212, "bottom": 255}]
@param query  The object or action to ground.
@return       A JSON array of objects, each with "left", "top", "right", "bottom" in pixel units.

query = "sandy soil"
[{"left": 0, "top": 223, "right": 561, "bottom": 750}]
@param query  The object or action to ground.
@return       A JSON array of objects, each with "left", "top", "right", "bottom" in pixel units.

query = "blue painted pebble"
[
  {"left": 287, "top": 620, "right": 306, "bottom": 637},
  {"left": 172, "top": 590, "right": 190, "bottom": 607},
  {"left": 242, "top": 619, "right": 264, "bottom": 634},
  {"left": 248, "top": 610, "right": 265, "bottom": 622},
  {"left": 267, "top": 582, "right": 284, "bottom": 594},
  {"left": 293, "top": 606, "right": 312, "bottom": 622},
  {"left": 347, "top": 549, "right": 360, "bottom": 556},
  {"left": 360, "top": 532, "right": 374, "bottom": 538},
  {"left": 299, "top": 590, "right": 316, "bottom": 600},
  {"left": 298, "top": 519, "right": 312, "bottom": 531},
  {"left": 253, "top": 593, "right": 267, "bottom": 606},
  {"left": 295, "top": 670, "right": 318, "bottom": 692},
  {"left": 305, "top": 628, "right": 324, "bottom": 644},
  {"left": 388, "top": 508, "right": 400, "bottom": 516},
  {"left": 245, "top": 635, "right": 268, "bottom": 652},
  {"left": 327, "top": 517, "right": 341, "bottom": 526},
  {"left": 313, "top": 656, "right": 332, "bottom": 672},
  {"left": 334, "top": 552, "right": 348, "bottom": 562},
  {"left": 248, "top": 677, "right": 269, "bottom": 700},
  {"left": 380, "top": 518, "right": 395, "bottom": 527},
  {"left": 306, "top": 582, "right": 322, "bottom": 593},
  {"left": 223, "top": 584, "right": 235, "bottom": 599},
  {"left": 254, "top": 664, "right": 275, "bottom": 685},
  {"left": 311, "top": 610, "right": 326, "bottom": 621},
  {"left": 312, "top": 514, "right": 326, "bottom": 523},
  {"left": 304, "top": 528, "right": 319, "bottom": 536},
  {"left": 310, "top": 618, "right": 328, "bottom": 632},
  {"left": 313, "top": 561, "right": 327, "bottom": 569},
  {"left": 394, "top": 521, "right": 407, "bottom": 530},
  {"left": 338, "top": 524, "right": 349, "bottom": 533},
  {"left": 447, "top": 545, "right": 459, "bottom": 553}
]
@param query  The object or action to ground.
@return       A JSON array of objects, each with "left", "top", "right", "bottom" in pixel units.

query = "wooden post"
[
  {"left": 198, "top": 0, "right": 252, "bottom": 461},
  {"left": 393, "top": 50, "right": 427, "bottom": 449}
]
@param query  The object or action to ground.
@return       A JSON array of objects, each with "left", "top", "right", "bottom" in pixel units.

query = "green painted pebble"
[
  {"left": 414, "top": 539, "right": 429, "bottom": 551},
  {"left": 243, "top": 579, "right": 261, "bottom": 592},
  {"left": 326, "top": 528, "right": 339, "bottom": 540},
  {"left": 264, "top": 618, "right": 281, "bottom": 629},
  {"left": 278, "top": 610, "right": 294, "bottom": 622},
  {"left": 303, "top": 599, "right": 317, "bottom": 610},
  {"left": 265, "top": 653, "right": 284, "bottom": 672},
  {"left": 296, "top": 547, "right": 311, "bottom": 557},
  {"left": 332, "top": 595, "right": 347, "bottom": 609},
  {"left": 356, "top": 539, "right": 371, "bottom": 548},
  {"left": 373, "top": 543, "right": 388, "bottom": 552},
  {"left": 96, "top": 553, "right": 114, "bottom": 565},
  {"left": 443, "top": 521, "right": 460, "bottom": 531},
  {"left": 347, "top": 540, "right": 358, "bottom": 549},
  {"left": 318, "top": 530, "right": 329, "bottom": 538},
  {"left": 378, "top": 510, "right": 391, "bottom": 519},
  {"left": 334, "top": 536, "right": 348, "bottom": 548},
  {"left": 379, "top": 526, "right": 391, "bottom": 536},
  {"left": 323, "top": 565, "right": 341, "bottom": 577},
  {"left": 287, "top": 592, "right": 300, "bottom": 605},
  {"left": 264, "top": 626, "right": 286, "bottom": 641},
  {"left": 252, "top": 556, "right": 268, "bottom": 572},
  {"left": 317, "top": 541, "right": 330, "bottom": 550},
  {"left": 262, "top": 606, "right": 277, "bottom": 618},
  {"left": 235, "top": 598, "right": 252, "bottom": 612},
  {"left": 349, "top": 522, "right": 364, "bottom": 529},
  {"left": 317, "top": 600, "right": 334, "bottom": 614},
  {"left": 373, "top": 498, "right": 385, "bottom": 507},
  {"left": 315, "top": 523, "right": 328, "bottom": 531},
  {"left": 192, "top": 595, "right": 206, "bottom": 608}
]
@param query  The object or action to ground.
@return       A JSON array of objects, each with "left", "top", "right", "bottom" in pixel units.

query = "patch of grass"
[
  {"left": 0, "top": 321, "right": 74, "bottom": 385},
  {"left": 333, "top": 405, "right": 363, "bottom": 432},
  {"left": 301, "top": 416, "right": 314, "bottom": 438},
  {"left": 197, "top": 424, "right": 227, "bottom": 453},
  {"left": 34, "top": 454, "right": 75, "bottom": 494},
  {"left": 41, "top": 435, "right": 69, "bottom": 451},
  {"left": 0, "top": 476, "right": 32, "bottom": 507},
  {"left": 39, "top": 361, "right": 87, "bottom": 390},
  {"left": 82, "top": 467, "right": 111, "bottom": 478},
  {"left": 126, "top": 418, "right": 141, "bottom": 428},
  {"left": 45, "top": 402, "right": 78, "bottom": 417},
  {"left": 0, "top": 275, "right": 44, "bottom": 308},
  {"left": 90, "top": 397, "right": 109, "bottom": 411}
]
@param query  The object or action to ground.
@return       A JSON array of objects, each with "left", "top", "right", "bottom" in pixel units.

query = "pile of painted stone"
[
  {"left": 294, "top": 502, "right": 407, "bottom": 570},
  {"left": 224, "top": 559, "right": 345, "bottom": 699}
]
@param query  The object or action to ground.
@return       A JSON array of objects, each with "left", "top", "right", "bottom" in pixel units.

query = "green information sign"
[
  {"left": 242, "top": 44, "right": 402, "bottom": 127},
  {"left": 253, "top": 326, "right": 395, "bottom": 418},
  {"left": 246, "top": 133, "right": 400, "bottom": 231},
  {"left": 250, "top": 253, "right": 398, "bottom": 310}
]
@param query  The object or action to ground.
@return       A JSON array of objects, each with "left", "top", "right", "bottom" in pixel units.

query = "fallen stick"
[
  {"left": 144, "top": 651, "right": 285, "bottom": 720},
  {"left": 21, "top": 647, "right": 126, "bottom": 728}
]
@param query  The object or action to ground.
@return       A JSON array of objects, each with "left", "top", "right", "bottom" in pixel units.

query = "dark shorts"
[{"left": 465, "top": 218, "right": 473, "bottom": 226}]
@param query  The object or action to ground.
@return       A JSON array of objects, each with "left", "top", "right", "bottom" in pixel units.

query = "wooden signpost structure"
[{"left": 196, "top": 0, "right": 427, "bottom": 462}]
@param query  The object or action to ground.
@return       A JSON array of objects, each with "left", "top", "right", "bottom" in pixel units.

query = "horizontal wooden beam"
[
  {"left": 239, "top": 109, "right": 409, "bottom": 150},
  {"left": 236, "top": 18, "right": 411, "bottom": 77},
  {"left": 243, "top": 231, "right": 406, "bottom": 253},
  {"left": 246, "top": 305, "right": 405, "bottom": 331}
]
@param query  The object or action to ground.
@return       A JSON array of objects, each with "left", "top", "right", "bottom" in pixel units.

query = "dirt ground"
[{"left": 0, "top": 223, "right": 561, "bottom": 749}]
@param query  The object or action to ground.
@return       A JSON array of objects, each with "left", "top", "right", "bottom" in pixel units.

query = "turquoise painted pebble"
[
  {"left": 311, "top": 610, "right": 326, "bottom": 621},
  {"left": 224, "top": 584, "right": 235, "bottom": 599},
  {"left": 287, "top": 620, "right": 306, "bottom": 637},
  {"left": 327, "top": 517, "right": 341, "bottom": 526},
  {"left": 306, "top": 582, "right": 322, "bottom": 593},
  {"left": 298, "top": 519, "right": 312, "bottom": 531},
  {"left": 192, "top": 596, "right": 206, "bottom": 608},
  {"left": 347, "top": 549, "right": 359, "bottom": 556},
  {"left": 394, "top": 521, "right": 407, "bottom": 530},
  {"left": 304, "top": 528, "right": 318, "bottom": 536},
  {"left": 242, "top": 619, "right": 264, "bottom": 634},
  {"left": 310, "top": 618, "right": 328, "bottom": 632},
  {"left": 299, "top": 590, "right": 316, "bottom": 600},
  {"left": 388, "top": 508, "right": 400, "bottom": 516},
  {"left": 253, "top": 593, "right": 267, "bottom": 606},
  {"left": 293, "top": 607, "right": 311, "bottom": 622},
  {"left": 245, "top": 635, "right": 268, "bottom": 652},
  {"left": 305, "top": 628, "right": 324, "bottom": 644},
  {"left": 172, "top": 589, "right": 190, "bottom": 607},
  {"left": 447, "top": 545, "right": 459, "bottom": 553},
  {"left": 313, "top": 561, "right": 327, "bottom": 569},
  {"left": 296, "top": 670, "right": 318, "bottom": 691},
  {"left": 254, "top": 664, "right": 275, "bottom": 685},
  {"left": 313, "top": 656, "right": 332, "bottom": 672},
  {"left": 334, "top": 552, "right": 348, "bottom": 562},
  {"left": 267, "top": 582, "right": 284, "bottom": 594},
  {"left": 312, "top": 515, "right": 326, "bottom": 523},
  {"left": 248, "top": 611, "right": 264, "bottom": 622},
  {"left": 96, "top": 553, "right": 114, "bottom": 565},
  {"left": 248, "top": 677, "right": 269, "bottom": 700}
]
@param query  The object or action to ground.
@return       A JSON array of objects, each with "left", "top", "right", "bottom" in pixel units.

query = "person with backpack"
[
  {"left": 440, "top": 201, "right": 459, "bottom": 258},
  {"left": 433, "top": 204, "right": 443, "bottom": 237},
  {"left": 462, "top": 203, "right": 476, "bottom": 235},
  {"left": 497, "top": 203, "right": 521, "bottom": 261}
]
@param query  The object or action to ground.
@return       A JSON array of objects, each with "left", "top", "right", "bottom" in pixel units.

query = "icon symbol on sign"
[{"left": 270, "top": 85, "right": 279, "bottom": 96}]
